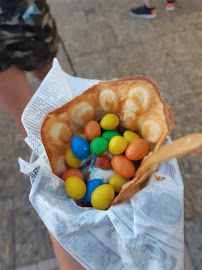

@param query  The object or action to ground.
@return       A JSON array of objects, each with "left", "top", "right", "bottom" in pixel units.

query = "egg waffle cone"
[{"left": 41, "top": 76, "right": 174, "bottom": 204}]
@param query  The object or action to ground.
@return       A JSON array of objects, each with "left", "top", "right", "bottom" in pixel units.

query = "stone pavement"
[
  {"left": 16, "top": 258, "right": 58, "bottom": 270},
  {"left": 0, "top": 0, "right": 201, "bottom": 269}
]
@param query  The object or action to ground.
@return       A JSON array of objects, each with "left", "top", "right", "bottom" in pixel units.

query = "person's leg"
[
  {"left": 144, "top": 0, "right": 155, "bottom": 8},
  {"left": 184, "top": 244, "right": 194, "bottom": 270},
  {"left": 0, "top": 59, "right": 53, "bottom": 139},
  {"left": 32, "top": 61, "right": 53, "bottom": 81},
  {"left": 50, "top": 234, "right": 85, "bottom": 270},
  {"left": 0, "top": 66, "right": 33, "bottom": 138}
]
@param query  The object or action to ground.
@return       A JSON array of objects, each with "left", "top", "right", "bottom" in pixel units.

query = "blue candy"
[
  {"left": 85, "top": 179, "right": 103, "bottom": 202},
  {"left": 71, "top": 136, "right": 90, "bottom": 159},
  {"left": 80, "top": 194, "right": 88, "bottom": 203}
]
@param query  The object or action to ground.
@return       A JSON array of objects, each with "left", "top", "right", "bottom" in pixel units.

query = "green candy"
[
  {"left": 90, "top": 137, "right": 109, "bottom": 155},
  {"left": 101, "top": 131, "right": 121, "bottom": 142}
]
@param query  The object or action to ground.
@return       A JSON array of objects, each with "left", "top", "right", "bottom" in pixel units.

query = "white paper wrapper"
[{"left": 19, "top": 59, "right": 184, "bottom": 270}]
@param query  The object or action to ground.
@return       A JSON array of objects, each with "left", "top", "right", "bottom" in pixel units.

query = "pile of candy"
[{"left": 62, "top": 114, "right": 149, "bottom": 210}]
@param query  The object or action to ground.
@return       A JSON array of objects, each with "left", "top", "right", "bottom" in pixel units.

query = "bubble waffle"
[{"left": 41, "top": 76, "right": 174, "bottom": 204}]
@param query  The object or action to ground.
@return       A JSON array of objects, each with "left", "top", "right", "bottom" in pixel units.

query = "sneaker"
[
  {"left": 166, "top": 0, "right": 175, "bottom": 11},
  {"left": 130, "top": 5, "right": 156, "bottom": 19}
]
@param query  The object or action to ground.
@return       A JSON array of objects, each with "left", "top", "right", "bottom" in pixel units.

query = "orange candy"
[
  {"left": 111, "top": 155, "right": 136, "bottom": 178},
  {"left": 62, "top": 168, "right": 84, "bottom": 181},
  {"left": 85, "top": 120, "right": 101, "bottom": 141},
  {"left": 125, "top": 139, "right": 149, "bottom": 161}
]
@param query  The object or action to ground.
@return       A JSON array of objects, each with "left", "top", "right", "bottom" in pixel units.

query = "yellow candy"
[
  {"left": 79, "top": 134, "right": 88, "bottom": 141},
  {"left": 109, "top": 174, "right": 129, "bottom": 193},
  {"left": 91, "top": 184, "right": 115, "bottom": 210},
  {"left": 65, "top": 148, "right": 82, "bottom": 168},
  {"left": 65, "top": 176, "right": 86, "bottom": 199},
  {"left": 100, "top": 114, "right": 119, "bottom": 130},
  {"left": 109, "top": 136, "right": 128, "bottom": 155},
  {"left": 123, "top": 130, "right": 140, "bottom": 144}
]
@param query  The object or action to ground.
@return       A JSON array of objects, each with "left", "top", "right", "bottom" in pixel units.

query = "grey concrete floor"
[{"left": 0, "top": 0, "right": 201, "bottom": 269}]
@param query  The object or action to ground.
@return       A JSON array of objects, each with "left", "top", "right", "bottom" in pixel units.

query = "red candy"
[{"left": 94, "top": 155, "right": 111, "bottom": 170}]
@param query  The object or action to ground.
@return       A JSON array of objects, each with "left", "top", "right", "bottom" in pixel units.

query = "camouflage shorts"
[{"left": 0, "top": 0, "right": 58, "bottom": 72}]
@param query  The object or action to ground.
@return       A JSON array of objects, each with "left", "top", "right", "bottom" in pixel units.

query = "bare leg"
[
  {"left": 145, "top": 0, "right": 155, "bottom": 8},
  {"left": 50, "top": 234, "right": 85, "bottom": 270},
  {"left": 0, "top": 66, "right": 33, "bottom": 138},
  {"left": 184, "top": 244, "right": 194, "bottom": 270},
  {"left": 32, "top": 61, "right": 53, "bottom": 81},
  {"left": 0, "top": 62, "right": 85, "bottom": 269},
  {"left": 0, "top": 60, "right": 53, "bottom": 138}
]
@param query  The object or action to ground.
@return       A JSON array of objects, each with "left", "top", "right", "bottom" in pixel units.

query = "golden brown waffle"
[{"left": 41, "top": 76, "right": 174, "bottom": 204}]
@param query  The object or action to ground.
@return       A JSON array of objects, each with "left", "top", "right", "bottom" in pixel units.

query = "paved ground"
[{"left": 0, "top": 0, "right": 201, "bottom": 269}]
